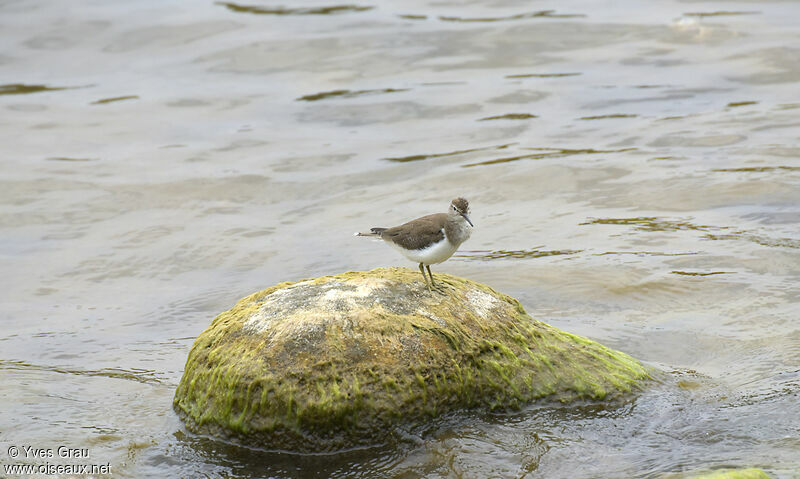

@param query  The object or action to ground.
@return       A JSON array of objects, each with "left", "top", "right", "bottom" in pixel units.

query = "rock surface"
[{"left": 173, "top": 267, "right": 650, "bottom": 451}]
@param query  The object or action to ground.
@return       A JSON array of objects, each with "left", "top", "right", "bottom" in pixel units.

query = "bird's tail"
[{"left": 354, "top": 227, "right": 386, "bottom": 238}]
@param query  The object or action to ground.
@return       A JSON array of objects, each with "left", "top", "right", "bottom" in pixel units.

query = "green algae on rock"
[
  {"left": 173, "top": 267, "right": 649, "bottom": 451},
  {"left": 689, "top": 469, "right": 772, "bottom": 479}
]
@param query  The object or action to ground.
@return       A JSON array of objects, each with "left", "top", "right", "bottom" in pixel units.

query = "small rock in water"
[{"left": 689, "top": 468, "right": 772, "bottom": 479}]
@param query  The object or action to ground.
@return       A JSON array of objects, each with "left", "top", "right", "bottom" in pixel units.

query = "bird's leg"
[
  {"left": 426, "top": 264, "right": 446, "bottom": 293},
  {"left": 419, "top": 263, "right": 432, "bottom": 292},
  {"left": 426, "top": 265, "right": 435, "bottom": 288}
]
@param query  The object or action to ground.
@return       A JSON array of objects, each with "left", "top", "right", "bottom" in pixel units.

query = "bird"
[{"left": 355, "top": 197, "right": 473, "bottom": 291}]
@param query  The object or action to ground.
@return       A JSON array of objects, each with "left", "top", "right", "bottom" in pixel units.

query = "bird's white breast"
[{"left": 387, "top": 229, "right": 459, "bottom": 265}]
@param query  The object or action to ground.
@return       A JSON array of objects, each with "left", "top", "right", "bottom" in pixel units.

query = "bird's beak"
[{"left": 462, "top": 213, "right": 474, "bottom": 227}]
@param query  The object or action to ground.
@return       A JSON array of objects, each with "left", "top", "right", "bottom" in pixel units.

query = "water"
[{"left": 1, "top": 0, "right": 798, "bottom": 477}]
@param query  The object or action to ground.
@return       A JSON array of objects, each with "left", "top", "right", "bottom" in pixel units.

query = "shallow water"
[{"left": 1, "top": 0, "right": 798, "bottom": 477}]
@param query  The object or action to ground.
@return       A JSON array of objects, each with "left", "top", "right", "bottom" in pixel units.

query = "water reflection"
[
  {"left": 456, "top": 249, "right": 581, "bottom": 261},
  {"left": 478, "top": 113, "right": 538, "bottom": 121},
  {"left": 578, "top": 114, "right": 638, "bottom": 120},
  {"left": 462, "top": 148, "right": 637, "bottom": 167},
  {"left": 0, "top": 83, "right": 70, "bottom": 95},
  {"left": 670, "top": 271, "right": 733, "bottom": 277},
  {"left": 45, "top": 156, "right": 97, "bottom": 162},
  {"left": 712, "top": 166, "right": 800, "bottom": 173},
  {"left": 297, "top": 88, "right": 409, "bottom": 102},
  {"left": 438, "top": 10, "right": 585, "bottom": 22},
  {"left": 505, "top": 73, "right": 581, "bottom": 79},
  {"left": 0, "top": 359, "right": 165, "bottom": 385},
  {"left": 726, "top": 101, "right": 758, "bottom": 108},
  {"left": 91, "top": 95, "right": 139, "bottom": 105},
  {"left": 217, "top": 3, "right": 374, "bottom": 16},
  {"left": 382, "top": 144, "right": 513, "bottom": 163},
  {"left": 683, "top": 11, "right": 761, "bottom": 18},
  {"left": 580, "top": 217, "right": 725, "bottom": 232}
]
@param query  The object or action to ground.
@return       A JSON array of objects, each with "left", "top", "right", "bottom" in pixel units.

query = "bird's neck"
[{"left": 444, "top": 216, "right": 472, "bottom": 246}]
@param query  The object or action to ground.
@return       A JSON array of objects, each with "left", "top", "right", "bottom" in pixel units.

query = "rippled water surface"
[{"left": 1, "top": 0, "right": 799, "bottom": 477}]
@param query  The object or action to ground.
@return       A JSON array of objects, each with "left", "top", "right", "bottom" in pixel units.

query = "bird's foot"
[
  {"left": 421, "top": 279, "right": 445, "bottom": 294},
  {"left": 428, "top": 279, "right": 449, "bottom": 295}
]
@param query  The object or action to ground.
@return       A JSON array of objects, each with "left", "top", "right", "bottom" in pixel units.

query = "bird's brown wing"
[{"left": 380, "top": 213, "right": 446, "bottom": 250}]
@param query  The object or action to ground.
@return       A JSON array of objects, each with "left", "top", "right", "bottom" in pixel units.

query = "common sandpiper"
[{"left": 356, "top": 197, "right": 473, "bottom": 291}]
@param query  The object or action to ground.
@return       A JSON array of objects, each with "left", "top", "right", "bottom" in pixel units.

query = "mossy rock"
[
  {"left": 173, "top": 267, "right": 650, "bottom": 451},
  {"left": 690, "top": 469, "right": 771, "bottom": 479}
]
